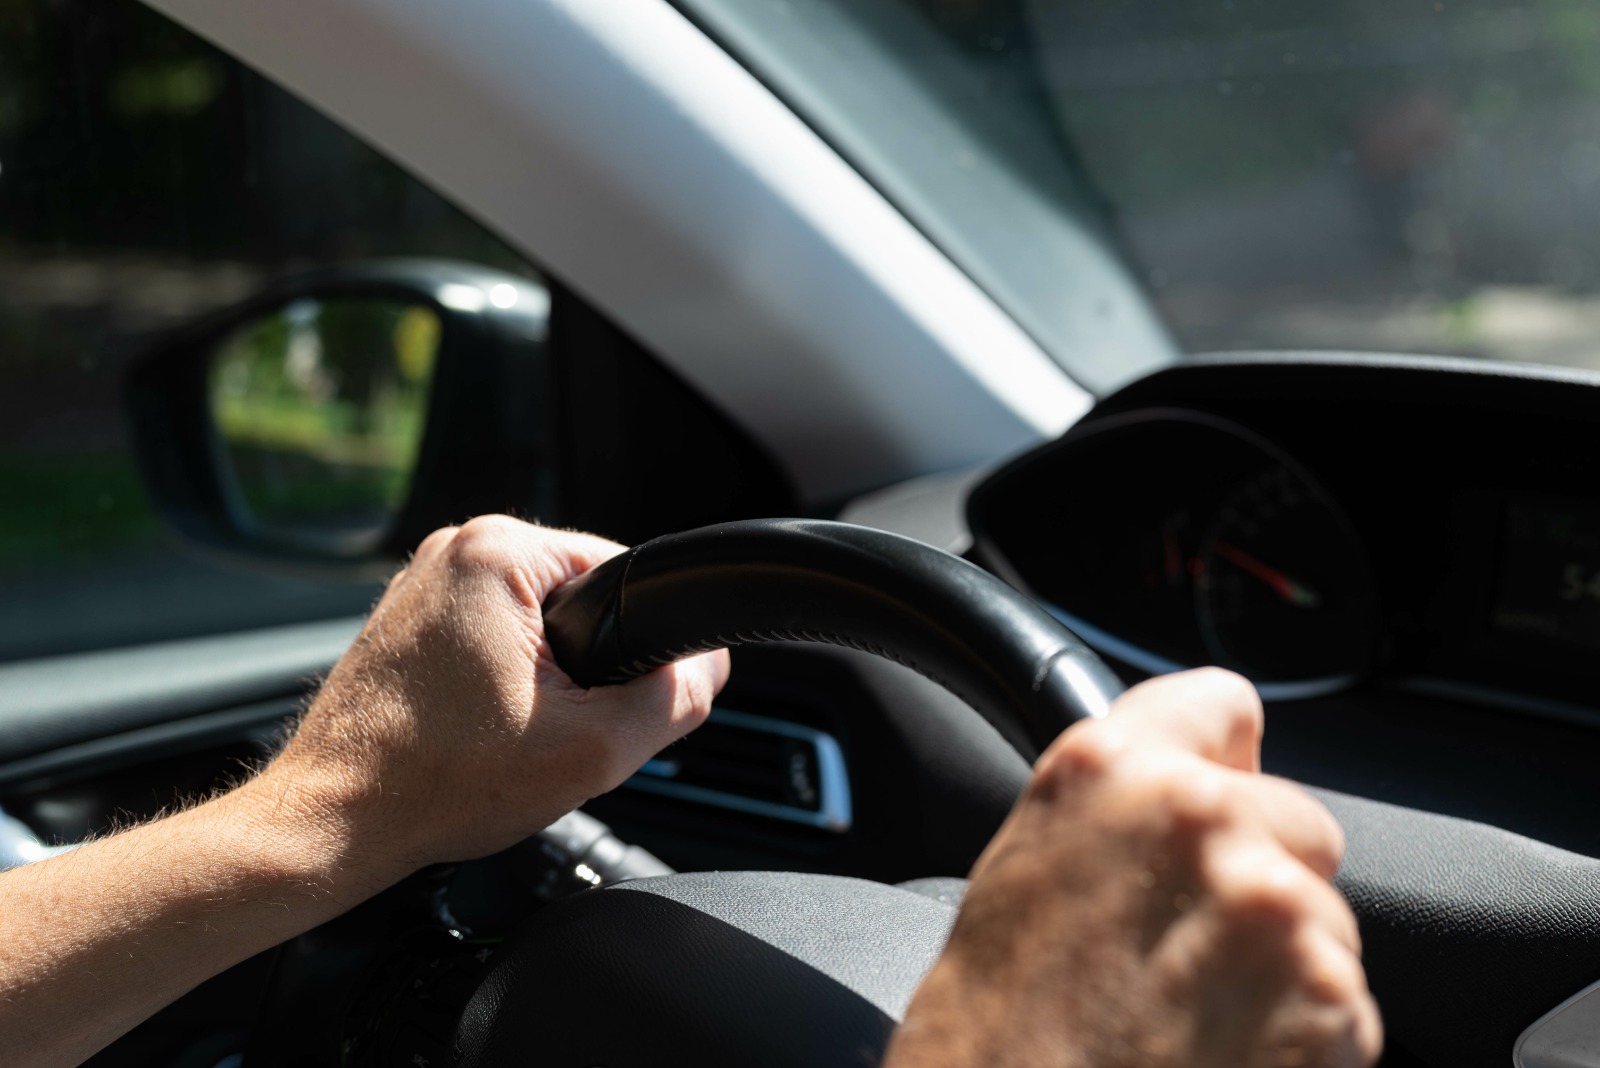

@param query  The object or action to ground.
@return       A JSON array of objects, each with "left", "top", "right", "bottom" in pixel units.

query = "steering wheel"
[
  {"left": 451, "top": 519, "right": 1124, "bottom": 1066},
  {"left": 449, "top": 519, "right": 1600, "bottom": 1068}
]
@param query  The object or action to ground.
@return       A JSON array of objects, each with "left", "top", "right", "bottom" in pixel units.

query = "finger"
[
  {"left": 523, "top": 524, "right": 632, "bottom": 593},
  {"left": 442, "top": 515, "right": 630, "bottom": 601},
  {"left": 1241, "top": 774, "right": 1347, "bottom": 880},
  {"left": 1159, "top": 854, "right": 1373, "bottom": 1068},
  {"left": 540, "top": 632, "right": 728, "bottom": 719},
  {"left": 1108, "top": 667, "right": 1264, "bottom": 773},
  {"left": 670, "top": 649, "right": 731, "bottom": 724},
  {"left": 560, "top": 649, "right": 730, "bottom": 786},
  {"left": 1097, "top": 756, "right": 1344, "bottom": 890},
  {"left": 540, "top": 525, "right": 633, "bottom": 577},
  {"left": 694, "top": 648, "right": 734, "bottom": 699},
  {"left": 1275, "top": 926, "right": 1384, "bottom": 1068},
  {"left": 1202, "top": 837, "right": 1362, "bottom": 956}
]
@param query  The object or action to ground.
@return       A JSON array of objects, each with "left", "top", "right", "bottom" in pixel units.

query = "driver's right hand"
[
  {"left": 887, "top": 668, "right": 1382, "bottom": 1068},
  {"left": 261, "top": 515, "right": 730, "bottom": 871}
]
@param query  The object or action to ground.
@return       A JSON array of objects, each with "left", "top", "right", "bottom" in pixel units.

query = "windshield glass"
[{"left": 683, "top": 0, "right": 1600, "bottom": 385}]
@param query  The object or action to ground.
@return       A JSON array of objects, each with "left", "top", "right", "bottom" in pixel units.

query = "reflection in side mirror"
[
  {"left": 207, "top": 297, "right": 440, "bottom": 554},
  {"left": 125, "top": 259, "right": 551, "bottom": 577}
]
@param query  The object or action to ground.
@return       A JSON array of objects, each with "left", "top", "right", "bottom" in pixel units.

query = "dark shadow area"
[{"left": 457, "top": 871, "right": 956, "bottom": 1068}]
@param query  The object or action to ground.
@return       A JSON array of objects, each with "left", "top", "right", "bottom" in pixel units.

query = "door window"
[{"left": 0, "top": 0, "right": 541, "bottom": 662}]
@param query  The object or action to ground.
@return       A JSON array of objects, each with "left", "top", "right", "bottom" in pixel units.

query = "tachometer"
[{"left": 1195, "top": 464, "right": 1378, "bottom": 682}]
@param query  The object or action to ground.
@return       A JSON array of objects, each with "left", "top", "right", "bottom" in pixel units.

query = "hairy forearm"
[
  {"left": 0, "top": 769, "right": 410, "bottom": 1067},
  {"left": 0, "top": 519, "right": 724, "bottom": 1067}
]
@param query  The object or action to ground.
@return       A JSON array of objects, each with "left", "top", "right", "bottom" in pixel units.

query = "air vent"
[{"left": 623, "top": 708, "right": 852, "bottom": 833}]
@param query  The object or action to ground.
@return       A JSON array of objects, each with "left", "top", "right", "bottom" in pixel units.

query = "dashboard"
[
  {"left": 14, "top": 352, "right": 1600, "bottom": 1067},
  {"left": 969, "top": 354, "right": 1600, "bottom": 721}
]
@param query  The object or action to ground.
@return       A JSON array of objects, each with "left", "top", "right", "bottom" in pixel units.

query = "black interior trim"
[
  {"left": 0, "top": 617, "right": 354, "bottom": 764},
  {"left": 0, "top": 697, "right": 295, "bottom": 793}
]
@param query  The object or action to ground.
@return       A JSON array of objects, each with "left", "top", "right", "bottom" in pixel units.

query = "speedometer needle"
[{"left": 1212, "top": 541, "right": 1322, "bottom": 608}]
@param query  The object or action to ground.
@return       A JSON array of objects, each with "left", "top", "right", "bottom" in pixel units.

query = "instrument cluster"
[
  {"left": 968, "top": 356, "right": 1600, "bottom": 715},
  {"left": 970, "top": 411, "right": 1382, "bottom": 692}
]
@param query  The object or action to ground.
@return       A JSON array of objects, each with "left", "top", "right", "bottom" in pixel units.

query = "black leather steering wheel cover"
[
  {"left": 543, "top": 519, "right": 1125, "bottom": 755},
  {"left": 455, "top": 872, "right": 958, "bottom": 1068}
]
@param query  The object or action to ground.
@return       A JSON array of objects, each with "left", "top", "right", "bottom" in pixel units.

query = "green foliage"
[
  {"left": 1441, "top": 297, "right": 1482, "bottom": 346},
  {"left": 0, "top": 452, "right": 157, "bottom": 564},
  {"left": 109, "top": 59, "right": 222, "bottom": 118},
  {"left": 208, "top": 298, "right": 439, "bottom": 536}
]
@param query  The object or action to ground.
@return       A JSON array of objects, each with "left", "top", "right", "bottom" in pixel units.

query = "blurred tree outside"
[
  {"left": 812, "top": 0, "right": 1600, "bottom": 365},
  {"left": 1019, "top": 0, "right": 1600, "bottom": 359}
]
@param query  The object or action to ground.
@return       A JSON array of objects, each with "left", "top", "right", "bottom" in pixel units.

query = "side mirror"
[{"left": 125, "top": 260, "right": 550, "bottom": 577}]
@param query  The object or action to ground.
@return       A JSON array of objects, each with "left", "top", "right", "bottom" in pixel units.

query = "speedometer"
[
  {"left": 1195, "top": 464, "right": 1378, "bottom": 682},
  {"left": 970, "top": 407, "right": 1384, "bottom": 691}
]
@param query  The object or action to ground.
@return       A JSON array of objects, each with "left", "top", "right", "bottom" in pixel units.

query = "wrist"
[{"left": 224, "top": 762, "right": 421, "bottom": 904}]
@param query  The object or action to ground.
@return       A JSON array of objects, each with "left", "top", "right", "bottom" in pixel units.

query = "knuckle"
[
  {"left": 1036, "top": 721, "right": 1124, "bottom": 786},
  {"left": 1307, "top": 802, "right": 1348, "bottom": 874},
  {"left": 459, "top": 513, "right": 524, "bottom": 539},
  {"left": 414, "top": 525, "right": 460, "bottom": 560},
  {"left": 1144, "top": 759, "right": 1235, "bottom": 834},
  {"left": 1264, "top": 777, "right": 1347, "bottom": 876},
  {"left": 1208, "top": 853, "right": 1312, "bottom": 928},
  {"left": 1065, "top": 754, "right": 1242, "bottom": 855},
  {"left": 1059, "top": 752, "right": 1237, "bottom": 845},
  {"left": 1190, "top": 666, "right": 1264, "bottom": 736},
  {"left": 1264, "top": 1004, "right": 1374, "bottom": 1068},
  {"left": 677, "top": 669, "right": 719, "bottom": 728},
  {"left": 1293, "top": 932, "right": 1370, "bottom": 1008},
  {"left": 447, "top": 514, "right": 526, "bottom": 572}
]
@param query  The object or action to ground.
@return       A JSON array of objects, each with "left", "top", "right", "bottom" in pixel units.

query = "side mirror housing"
[{"left": 125, "top": 259, "right": 550, "bottom": 577}]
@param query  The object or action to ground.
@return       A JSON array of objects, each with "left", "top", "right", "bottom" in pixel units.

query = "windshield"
[{"left": 682, "top": 0, "right": 1600, "bottom": 386}]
